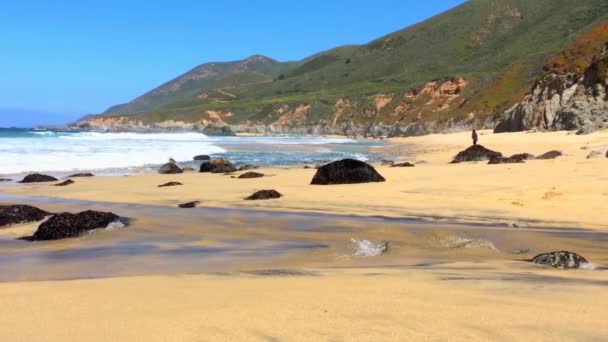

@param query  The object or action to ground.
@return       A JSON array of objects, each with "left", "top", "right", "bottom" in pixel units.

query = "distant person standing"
[{"left": 472, "top": 129, "right": 478, "bottom": 146}]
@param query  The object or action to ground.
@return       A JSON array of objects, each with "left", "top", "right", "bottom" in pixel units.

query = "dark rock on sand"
[
  {"left": 246, "top": 190, "right": 282, "bottom": 200},
  {"left": 510, "top": 153, "right": 536, "bottom": 162},
  {"left": 178, "top": 201, "right": 200, "bottom": 208},
  {"left": 531, "top": 251, "right": 590, "bottom": 269},
  {"left": 202, "top": 124, "right": 236, "bottom": 137},
  {"left": 488, "top": 156, "right": 525, "bottom": 165},
  {"left": 193, "top": 155, "right": 211, "bottom": 161},
  {"left": 451, "top": 145, "right": 502, "bottom": 163},
  {"left": 391, "top": 162, "right": 415, "bottom": 168},
  {"left": 158, "top": 182, "right": 183, "bottom": 188},
  {"left": 158, "top": 163, "right": 183, "bottom": 174},
  {"left": 55, "top": 179, "right": 75, "bottom": 186},
  {"left": 19, "top": 173, "right": 58, "bottom": 183},
  {"left": 68, "top": 173, "right": 94, "bottom": 178},
  {"left": 30, "top": 211, "right": 128, "bottom": 241},
  {"left": 199, "top": 158, "right": 237, "bottom": 173},
  {"left": 238, "top": 172, "right": 264, "bottom": 179},
  {"left": 536, "top": 150, "right": 563, "bottom": 160},
  {"left": 311, "top": 159, "right": 385, "bottom": 185},
  {"left": 0, "top": 205, "right": 50, "bottom": 227}
]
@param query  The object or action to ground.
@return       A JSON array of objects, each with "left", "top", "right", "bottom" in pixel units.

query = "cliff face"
[{"left": 495, "top": 24, "right": 608, "bottom": 134}]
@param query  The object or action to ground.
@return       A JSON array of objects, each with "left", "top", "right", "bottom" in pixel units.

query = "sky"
[{"left": 0, "top": 0, "right": 467, "bottom": 127}]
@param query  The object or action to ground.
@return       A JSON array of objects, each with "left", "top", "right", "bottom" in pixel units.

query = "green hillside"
[{"left": 101, "top": 0, "right": 608, "bottom": 129}]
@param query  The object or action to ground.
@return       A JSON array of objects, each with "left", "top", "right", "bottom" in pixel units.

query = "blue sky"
[{"left": 0, "top": 0, "right": 466, "bottom": 127}]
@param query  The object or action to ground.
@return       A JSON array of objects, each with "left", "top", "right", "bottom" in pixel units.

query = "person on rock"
[{"left": 472, "top": 129, "right": 478, "bottom": 146}]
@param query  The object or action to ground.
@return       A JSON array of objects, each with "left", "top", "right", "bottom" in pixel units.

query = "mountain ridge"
[{"left": 89, "top": 0, "right": 608, "bottom": 136}]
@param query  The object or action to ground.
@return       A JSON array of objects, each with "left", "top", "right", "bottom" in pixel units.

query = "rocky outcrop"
[
  {"left": 201, "top": 124, "right": 236, "bottom": 136},
  {"left": 487, "top": 156, "right": 524, "bottom": 165},
  {"left": 19, "top": 174, "right": 58, "bottom": 183},
  {"left": 199, "top": 158, "right": 236, "bottom": 173},
  {"left": 451, "top": 145, "right": 502, "bottom": 163},
  {"left": 0, "top": 205, "right": 50, "bottom": 227},
  {"left": 28, "top": 211, "right": 128, "bottom": 241},
  {"left": 311, "top": 159, "right": 385, "bottom": 185},
  {"left": 158, "top": 163, "right": 183, "bottom": 174},
  {"left": 531, "top": 251, "right": 590, "bottom": 269},
  {"left": 245, "top": 190, "right": 282, "bottom": 200},
  {"left": 495, "top": 42, "right": 608, "bottom": 134}
]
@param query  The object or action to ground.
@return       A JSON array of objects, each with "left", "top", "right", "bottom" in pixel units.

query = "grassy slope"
[{"left": 103, "top": 0, "right": 608, "bottom": 126}]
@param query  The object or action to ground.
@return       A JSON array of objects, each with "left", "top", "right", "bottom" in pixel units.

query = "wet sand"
[{"left": 0, "top": 129, "right": 607, "bottom": 340}]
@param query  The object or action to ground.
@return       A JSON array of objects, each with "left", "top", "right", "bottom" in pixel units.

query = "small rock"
[
  {"left": 488, "top": 156, "right": 525, "bottom": 165},
  {"left": 391, "top": 162, "right": 415, "bottom": 168},
  {"left": 55, "top": 179, "right": 75, "bottom": 187},
  {"left": 158, "top": 163, "right": 183, "bottom": 174},
  {"left": 381, "top": 160, "right": 395, "bottom": 166},
  {"left": 452, "top": 145, "right": 502, "bottom": 163},
  {"left": 193, "top": 155, "right": 211, "bottom": 161},
  {"left": 19, "top": 173, "right": 58, "bottom": 183},
  {"left": 0, "top": 205, "right": 50, "bottom": 227},
  {"left": 199, "top": 158, "right": 237, "bottom": 173},
  {"left": 28, "top": 210, "right": 128, "bottom": 241},
  {"left": 245, "top": 190, "right": 282, "bottom": 200},
  {"left": 238, "top": 172, "right": 264, "bottom": 179},
  {"left": 158, "top": 182, "right": 183, "bottom": 188},
  {"left": 68, "top": 173, "right": 94, "bottom": 178},
  {"left": 531, "top": 251, "right": 590, "bottom": 269},
  {"left": 510, "top": 153, "right": 535, "bottom": 162},
  {"left": 178, "top": 201, "right": 200, "bottom": 208},
  {"left": 311, "top": 159, "right": 385, "bottom": 185},
  {"left": 536, "top": 150, "right": 563, "bottom": 160}
]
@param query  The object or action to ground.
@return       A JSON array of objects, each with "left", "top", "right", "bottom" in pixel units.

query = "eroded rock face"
[
  {"left": 19, "top": 174, "right": 58, "bottom": 183},
  {"left": 531, "top": 251, "right": 590, "bottom": 269},
  {"left": 0, "top": 205, "right": 50, "bottom": 227},
  {"left": 311, "top": 159, "right": 385, "bottom": 185},
  {"left": 245, "top": 190, "right": 282, "bottom": 200},
  {"left": 159, "top": 163, "right": 183, "bottom": 174},
  {"left": 451, "top": 145, "right": 502, "bottom": 163},
  {"left": 199, "top": 158, "right": 237, "bottom": 173},
  {"left": 238, "top": 172, "right": 264, "bottom": 179},
  {"left": 29, "top": 211, "right": 128, "bottom": 241},
  {"left": 536, "top": 150, "right": 563, "bottom": 160}
]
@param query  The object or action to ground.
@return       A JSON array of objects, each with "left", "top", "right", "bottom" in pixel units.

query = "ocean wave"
[{"left": 58, "top": 132, "right": 212, "bottom": 141}]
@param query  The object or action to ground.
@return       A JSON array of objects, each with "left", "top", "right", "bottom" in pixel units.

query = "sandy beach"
[
  {"left": 1, "top": 129, "right": 607, "bottom": 341},
  {"left": 3, "top": 129, "right": 607, "bottom": 229}
]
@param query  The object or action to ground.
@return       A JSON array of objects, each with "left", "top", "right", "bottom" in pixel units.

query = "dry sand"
[{"left": 3, "top": 129, "right": 607, "bottom": 229}]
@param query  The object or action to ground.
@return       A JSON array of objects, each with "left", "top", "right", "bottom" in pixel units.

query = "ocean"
[{"left": 0, "top": 128, "right": 383, "bottom": 175}]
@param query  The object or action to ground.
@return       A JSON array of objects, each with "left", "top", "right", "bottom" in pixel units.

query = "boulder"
[
  {"left": 193, "top": 155, "right": 211, "bottom": 161},
  {"left": 391, "top": 162, "right": 415, "bottom": 168},
  {"left": 19, "top": 173, "right": 58, "bottom": 183},
  {"left": 311, "top": 159, "right": 386, "bottom": 185},
  {"left": 531, "top": 251, "right": 590, "bottom": 269},
  {"left": 29, "top": 211, "right": 128, "bottom": 241},
  {"left": 178, "top": 201, "right": 200, "bottom": 208},
  {"left": 68, "top": 173, "right": 94, "bottom": 178},
  {"left": 0, "top": 205, "right": 50, "bottom": 227},
  {"left": 158, "top": 182, "right": 183, "bottom": 188},
  {"left": 202, "top": 124, "right": 236, "bottom": 137},
  {"left": 199, "top": 158, "right": 237, "bottom": 173},
  {"left": 536, "top": 150, "right": 563, "bottom": 160},
  {"left": 488, "top": 156, "right": 525, "bottom": 165},
  {"left": 158, "top": 163, "right": 183, "bottom": 174},
  {"left": 55, "top": 179, "right": 75, "bottom": 186},
  {"left": 246, "top": 190, "right": 282, "bottom": 200},
  {"left": 510, "top": 153, "right": 535, "bottom": 162},
  {"left": 451, "top": 145, "right": 502, "bottom": 163},
  {"left": 238, "top": 172, "right": 264, "bottom": 179}
]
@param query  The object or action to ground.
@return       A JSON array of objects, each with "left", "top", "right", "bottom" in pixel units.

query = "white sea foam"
[{"left": 351, "top": 238, "right": 389, "bottom": 257}]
